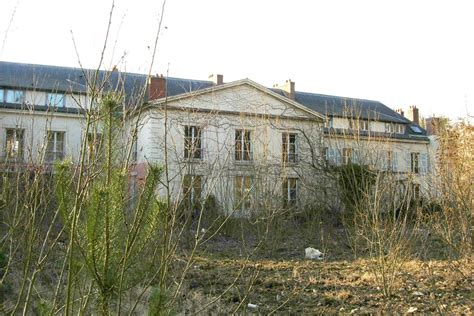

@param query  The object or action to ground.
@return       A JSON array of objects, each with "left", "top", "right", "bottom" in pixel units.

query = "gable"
[{"left": 152, "top": 80, "right": 323, "bottom": 121}]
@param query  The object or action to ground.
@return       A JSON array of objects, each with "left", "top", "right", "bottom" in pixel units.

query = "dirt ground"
[{"left": 177, "top": 232, "right": 473, "bottom": 314}]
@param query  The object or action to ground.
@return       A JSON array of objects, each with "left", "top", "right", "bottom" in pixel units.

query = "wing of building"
[{"left": 0, "top": 61, "right": 433, "bottom": 214}]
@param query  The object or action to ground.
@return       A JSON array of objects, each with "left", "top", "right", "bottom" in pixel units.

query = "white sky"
[{"left": 1, "top": 0, "right": 473, "bottom": 120}]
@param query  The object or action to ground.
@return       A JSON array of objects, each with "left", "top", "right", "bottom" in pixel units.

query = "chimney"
[
  {"left": 148, "top": 75, "right": 166, "bottom": 100},
  {"left": 407, "top": 105, "right": 419, "bottom": 125},
  {"left": 273, "top": 79, "right": 295, "bottom": 100},
  {"left": 396, "top": 108, "right": 404, "bottom": 117},
  {"left": 209, "top": 74, "right": 224, "bottom": 85},
  {"left": 425, "top": 117, "right": 434, "bottom": 135}
]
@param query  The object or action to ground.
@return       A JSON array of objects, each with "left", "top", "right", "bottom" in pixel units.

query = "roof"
[
  {"left": 0, "top": 61, "right": 427, "bottom": 139},
  {"left": 272, "top": 89, "right": 409, "bottom": 124},
  {"left": 0, "top": 61, "right": 213, "bottom": 105}
]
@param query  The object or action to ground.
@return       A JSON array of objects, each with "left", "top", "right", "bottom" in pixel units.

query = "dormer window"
[
  {"left": 385, "top": 123, "right": 405, "bottom": 134},
  {"left": 360, "top": 120, "right": 370, "bottom": 131},
  {"left": 4, "top": 89, "right": 24, "bottom": 104},
  {"left": 349, "top": 119, "right": 370, "bottom": 131},
  {"left": 47, "top": 93, "right": 66, "bottom": 107}
]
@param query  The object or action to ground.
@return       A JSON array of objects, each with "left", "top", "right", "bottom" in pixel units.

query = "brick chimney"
[
  {"left": 396, "top": 108, "right": 404, "bottom": 117},
  {"left": 407, "top": 105, "right": 419, "bottom": 125},
  {"left": 273, "top": 79, "right": 295, "bottom": 100},
  {"left": 148, "top": 75, "right": 166, "bottom": 100},
  {"left": 209, "top": 74, "right": 224, "bottom": 85}
]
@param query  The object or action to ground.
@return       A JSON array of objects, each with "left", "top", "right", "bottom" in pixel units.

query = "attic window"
[
  {"left": 385, "top": 123, "right": 405, "bottom": 134},
  {"left": 5, "top": 89, "right": 24, "bottom": 104},
  {"left": 410, "top": 125, "right": 423, "bottom": 134}
]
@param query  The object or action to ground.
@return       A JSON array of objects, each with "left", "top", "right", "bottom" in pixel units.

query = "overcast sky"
[{"left": 1, "top": 0, "right": 473, "bottom": 120}]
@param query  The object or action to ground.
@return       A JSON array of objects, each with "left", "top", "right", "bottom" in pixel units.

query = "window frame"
[
  {"left": 45, "top": 131, "right": 65, "bottom": 163},
  {"left": 4, "top": 89, "right": 24, "bottom": 104},
  {"left": 324, "top": 117, "right": 334, "bottom": 128},
  {"left": 282, "top": 132, "right": 298, "bottom": 164},
  {"left": 46, "top": 92, "right": 66, "bottom": 107},
  {"left": 184, "top": 125, "right": 203, "bottom": 160},
  {"left": 410, "top": 152, "right": 420, "bottom": 174},
  {"left": 5, "top": 128, "right": 25, "bottom": 161},
  {"left": 234, "top": 129, "right": 252, "bottom": 162}
]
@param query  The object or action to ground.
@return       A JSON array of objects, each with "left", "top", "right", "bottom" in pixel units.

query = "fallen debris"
[{"left": 305, "top": 247, "right": 323, "bottom": 260}]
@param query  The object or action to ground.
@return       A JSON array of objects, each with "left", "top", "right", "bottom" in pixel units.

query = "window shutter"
[
  {"left": 393, "top": 151, "right": 398, "bottom": 172},
  {"left": 328, "top": 148, "right": 335, "bottom": 165},
  {"left": 406, "top": 152, "right": 411, "bottom": 172},
  {"left": 335, "top": 149, "right": 342, "bottom": 166},
  {"left": 420, "top": 153, "right": 428, "bottom": 174}
]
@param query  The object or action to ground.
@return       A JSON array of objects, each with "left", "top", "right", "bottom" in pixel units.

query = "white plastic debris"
[
  {"left": 247, "top": 303, "right": 258, "bottom": 309},
  {"left": 412, "top": 291, "right": 424, "bottom": 296},
  {"left": 305, "top": 247, "right": 323, "bottom": 260}
]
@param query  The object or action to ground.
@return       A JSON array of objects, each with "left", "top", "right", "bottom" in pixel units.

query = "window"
[
  {"left": 324, "top": 117, "right": 333, "bottom": 128},
  {"left": 183, "top": 175, "right": 202, "bottom": 207},
  {"left": 322, "top": 147, "right": 329, "bottom": 164},
  {"left": 86, "top": 133, "right": 102, "bottom": 163},
  {"left": 362, "top": 120, "right": 370, "bottom": 131},
  {"left": 47, "top": 93, "right": 65, "bottom": 107},
  {"left": 342, "top": 148, "right": 352, "bottom": 165},
  {"left": 385, "top": 123, "right": 405, "bottom": 134},
  {"left": 410, "top": 152, "right": 420, "bottom": 174},
  {"left": 0, "top": 89, "right": 3, "bottom": 102},
  {"left": 184, "top": 126, "right": 202, "bottom": 159},
  {"left": 397, "top": 124, "right": 405, "bottom": 134},
  {"left": 45, "top": 131, "right": 65, "bottom": 162},
  {"left": 5, "top": 90, "right": 24, "bottom": 104},
  {"left": 282, "top": 133, "right": 297, "bottom": 163},
  {"left": 349, "top": 119, "right": 370, "bottom": 131},
  {"left": 235, "top": 129, "right": 252, "bottom": 161},
  {"left": 282, "top": 177, "right": 298, "bottom": 207},
  {"left": 5, "top": 129, "right": 24, "bottom": 161},
  {"left": 235, "top": 175, "right": 253, "bottom": 211}
]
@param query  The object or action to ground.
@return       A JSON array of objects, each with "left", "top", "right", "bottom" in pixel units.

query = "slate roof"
[
  {"left": 1, "top": 61, "right": 427, "bottom": 140},
  {"left": 0, "top": 61, "right": 213, "bottom": 105}
]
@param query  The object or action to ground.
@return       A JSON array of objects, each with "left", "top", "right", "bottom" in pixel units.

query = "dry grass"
[{"left": 177, "top": 245, "right": 473, "bottom": 314}]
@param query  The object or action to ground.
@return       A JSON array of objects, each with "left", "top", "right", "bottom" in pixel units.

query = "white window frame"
[
  {"left": 235, "top": 129, "right": 252, "bottom": 161},
  {"left": 47, "top": 92, "right": 66, "bottom": 107},
  {"left": 46, "top": 131, "right": 65, "bottom": 162},
  {"left": 282, "top": 132, "right": 298, "bottom": 164},
  {"left": 184, "top": 125, "right": 203, "bottom": 160},
  {"left": 5, "top": 89, "right": 24, "bottom": 104}
]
